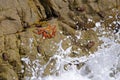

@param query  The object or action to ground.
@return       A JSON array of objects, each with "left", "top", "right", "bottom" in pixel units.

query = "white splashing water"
[
  {"left": 42, "top": 43, "right": 120, "bottom": 80},
  {"left": 21, "top": 21, "right": 120, "bottom": 80}
]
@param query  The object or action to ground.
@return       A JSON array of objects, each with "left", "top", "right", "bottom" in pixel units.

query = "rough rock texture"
[{"left": 0, "top": 0, "right": 120, "bottom": 79}]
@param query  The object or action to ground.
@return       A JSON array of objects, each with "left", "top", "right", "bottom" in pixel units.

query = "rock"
[
  {"left": 5, "top": 34, "right": 18, "bottom": 50},
  {"left": 16, "top": 0, "right": 45, "bottom": 24},
  {"left": 73, "top": 29, "right": 99, "bottom": 55},
  {"left": 7, "top": 49, "right": 21, "bottom": 68},
  {"left": 0, "top": 64, "right": 18, "bottom": 80},
  {"left": 98, "top": 0, "right": 117, "bottom": 11},
  {"left": 0, "top": 0, "right": 23, "bottom": 35},
  {"left": 18, "top": 29, "right": 39, "bottom": 59},
  {"left": 0, "top": 0, "right": 46, "bottom": 35},
  {"left": 59, "top": 21, "right": 76, "bottom": 35},
  {"left": 0, "top": 36, "right": 4, "bottom": 53},
  {"left": 88, "top": 2, "right": 100, "bottom": 12},
  {"left": 43, "top": 58, "right": 56, "bottom": 76}
]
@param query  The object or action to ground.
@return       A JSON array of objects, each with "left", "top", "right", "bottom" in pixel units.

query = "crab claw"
[{"left": 51, "top": 26, "right": 56, "bottom": 37}]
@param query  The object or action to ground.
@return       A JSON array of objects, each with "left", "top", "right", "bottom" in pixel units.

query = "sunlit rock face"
[{"left": 0, "top": 0, "right": 120, "bottom": 80}]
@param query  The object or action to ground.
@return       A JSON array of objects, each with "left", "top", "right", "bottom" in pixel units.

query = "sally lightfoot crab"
[{"left": 34, "top": 25, "right": 57, "bottom": 39}]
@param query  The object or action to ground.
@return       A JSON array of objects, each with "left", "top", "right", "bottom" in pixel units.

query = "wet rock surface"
[{"left": 0, "top": 0, "right": 120, "bottom": 79}]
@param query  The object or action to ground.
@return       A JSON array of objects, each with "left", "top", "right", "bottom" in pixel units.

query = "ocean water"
[
  {"left": 43, "top": 42, "right": 120, "bottom": 80},
  {"left": 21, "top": 21, "right": 120, "bottom": 80}
]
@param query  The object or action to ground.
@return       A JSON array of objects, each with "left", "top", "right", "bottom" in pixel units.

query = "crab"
[{"left": 34, "top": 25, "right": 56, "bottom": 39}]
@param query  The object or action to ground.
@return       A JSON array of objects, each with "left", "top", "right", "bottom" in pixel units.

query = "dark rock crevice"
[{"left": 39, "top": 0, "right": 60, "bottom": 19}]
